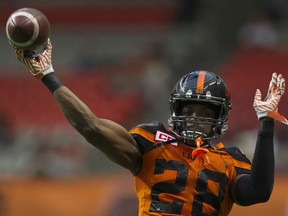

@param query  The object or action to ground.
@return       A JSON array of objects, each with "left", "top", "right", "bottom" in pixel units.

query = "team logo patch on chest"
[{"left": 155, "top": 131, "right": 178, "bottom": 146}]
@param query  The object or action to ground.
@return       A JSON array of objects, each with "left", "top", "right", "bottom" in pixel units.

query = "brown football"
[{"left": 6, "top": 8, "right": 50, "bottom": 50}]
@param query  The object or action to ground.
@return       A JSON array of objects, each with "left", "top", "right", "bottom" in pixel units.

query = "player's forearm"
[
  {"left": 53, "top": 85, "right": 99, "bottom": 135},
  {"left": 232, "top": 118, "right": 274, "bottom": 206},
  {"left": 41, "top": 73, "right": 98, "bottom": 135},
  {"left": 249, "top": 118, "right": 274, "bottom": 200}
]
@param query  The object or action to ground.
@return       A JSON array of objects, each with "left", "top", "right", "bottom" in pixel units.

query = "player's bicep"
[{"left": 85, "top": 118, "right": 141, "bottom": 174}]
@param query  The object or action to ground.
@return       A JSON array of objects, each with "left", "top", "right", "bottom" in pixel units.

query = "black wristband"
[
  {"left": 41, "top": 73, "right": 64, "bottom": 93},
  {"left": 259, "top": 117, "right": 274, "bottom": 133}
]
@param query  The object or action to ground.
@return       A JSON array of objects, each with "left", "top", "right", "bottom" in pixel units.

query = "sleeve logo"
[{"left": 155, "top": 131, "right": 178, "bottom": 146}]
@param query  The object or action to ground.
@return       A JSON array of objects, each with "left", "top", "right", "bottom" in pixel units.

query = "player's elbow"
[
  {"left": 253, "top": 190, "right": 272, "bottom": 204},
  {"left": 259, "top": 191, "right": 272, "bottom": 203},
  {"left": 71, "top": 117, "right": 101, "bottom": 141},
  {"left": 232, "top": 174, "right": 273, "bottom": 206},
  {"left": 80, "top": 124, "right": 102, "bottom": 142},
  {"left": 237, "top": 190, "right": 272, "bottom": 206}
]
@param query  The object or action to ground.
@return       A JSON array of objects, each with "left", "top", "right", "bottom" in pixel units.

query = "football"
[{"left": 6, "top": 7, "right": 50, "bottom": 51}]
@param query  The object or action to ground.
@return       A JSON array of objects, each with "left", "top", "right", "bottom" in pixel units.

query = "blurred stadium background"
[{"left": 0, "top": 0, "right": 288, "bottom": 215}]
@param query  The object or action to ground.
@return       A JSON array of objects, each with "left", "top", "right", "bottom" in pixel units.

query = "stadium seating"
[
  {"left": 0, "top": 71, "right": 142, "bottom": 127},
  {"left": 219, "top": 48, "right": 288, "bottom": 133},
  {"left": 0, "top": 1, "right": 177, "bottom": 28}
]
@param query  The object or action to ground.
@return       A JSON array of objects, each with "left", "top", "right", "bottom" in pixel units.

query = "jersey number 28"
[{"left": 149, "top": 159, "right": 227, "bottom": 215}]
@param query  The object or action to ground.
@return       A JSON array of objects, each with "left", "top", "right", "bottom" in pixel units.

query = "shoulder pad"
[
  {"left": 131, "top": 121, "right": 166, "bottom": 134},
  {"left": 220, "top": 147, "right": 251, "bottom": 164}
]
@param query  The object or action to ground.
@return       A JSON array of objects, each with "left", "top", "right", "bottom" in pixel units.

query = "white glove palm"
[
  {"left": 13, "top": 38, "right": 54, "bottom": 79},
  {"left": 253, "top": 72, "right": 287, "bottom": 125}
]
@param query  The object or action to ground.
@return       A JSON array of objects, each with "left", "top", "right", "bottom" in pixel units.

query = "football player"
[{"left": 11, "top": 39, "right": 286, "bottom": 215}]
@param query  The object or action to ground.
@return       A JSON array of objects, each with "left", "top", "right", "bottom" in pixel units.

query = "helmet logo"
[
  {"left": 206, "top": 91, "right": 212, "bottom": 99},
  {"left": 185, "top": 89, "right": 192, "bottom": 97}
]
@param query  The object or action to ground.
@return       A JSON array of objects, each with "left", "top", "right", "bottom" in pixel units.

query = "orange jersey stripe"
[{"left": 130, "top": 127, "right": 156, "bottom": 143}]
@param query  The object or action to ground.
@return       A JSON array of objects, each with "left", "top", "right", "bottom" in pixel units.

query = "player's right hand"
[
  {"left": 13, "top": 38, "right": 54, "bottom": 80},
  {"left": 253, "top": 72, "right": 288, "bottom": 125}
]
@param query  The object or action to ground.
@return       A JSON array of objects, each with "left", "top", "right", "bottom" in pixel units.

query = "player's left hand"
[
  {"left": 253, "top": 72, "right": 288, "bottom": 125},
  {"left": 13, "top": 38, "right": 54, "bottom": 80}
]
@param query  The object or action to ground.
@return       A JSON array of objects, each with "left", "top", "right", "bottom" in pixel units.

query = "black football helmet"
[{"left": 168, "top": 70, "right": 231, "bottom": 143}]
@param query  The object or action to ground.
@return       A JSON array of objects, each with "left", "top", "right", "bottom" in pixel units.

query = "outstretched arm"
[
  {"left": 53, "top": 86, "right": 141, "bottom": 174},
  {"left": 231, "top": 72, "right": 285, "bottom": 206},
  {"left": 12, "top": 39, "right": 141, "bottom": 174}
]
